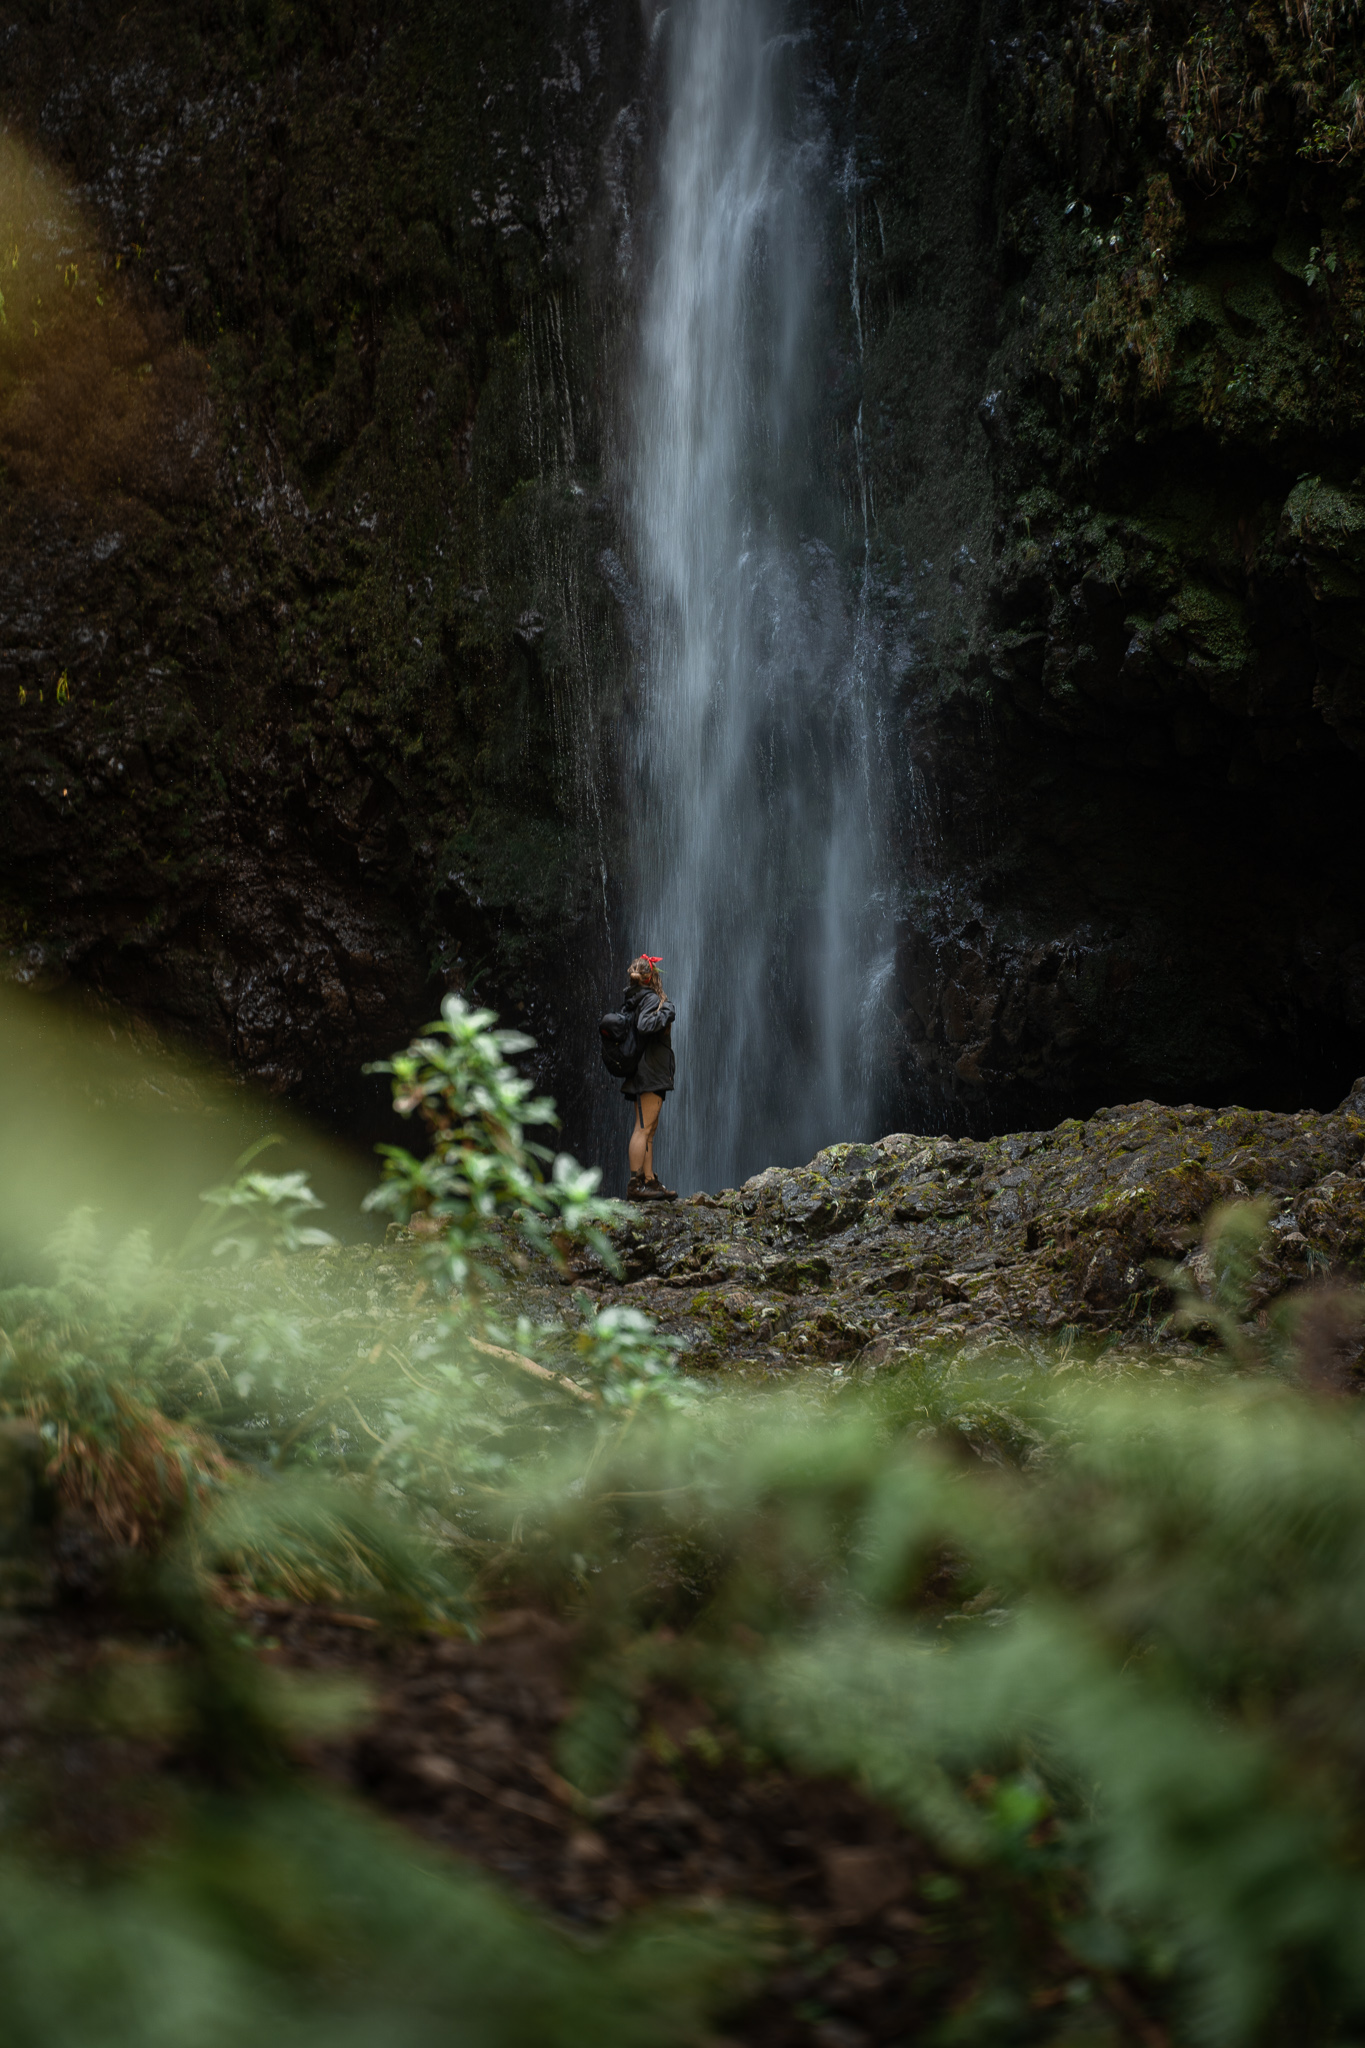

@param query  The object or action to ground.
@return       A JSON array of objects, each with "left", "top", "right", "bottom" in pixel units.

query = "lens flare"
[{"left": 0, "top": 132, "right": 210, "bottom": 499}]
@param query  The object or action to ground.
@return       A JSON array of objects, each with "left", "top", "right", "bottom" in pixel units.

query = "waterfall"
[{"left": 623, "top": 0, "right": 891, "bottom": 1193}]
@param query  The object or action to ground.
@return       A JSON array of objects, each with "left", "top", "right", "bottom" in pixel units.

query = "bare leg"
[
  {"left": 642, "top": 1092, "right": 661, "bottom": 1180},
  {"left": 628, "top": 1093, "right": 663, "bottom": 1178}
]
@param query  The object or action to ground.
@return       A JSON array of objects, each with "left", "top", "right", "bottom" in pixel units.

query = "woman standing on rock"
[{"left": 621, "top": 954, "right": 677, "bottom": 1202}]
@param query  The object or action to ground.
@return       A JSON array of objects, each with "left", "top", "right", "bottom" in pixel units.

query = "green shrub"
[
  {"left": 7, "top": 994, "right": 1365, "bottom": 2042},
  {"left": 363, "top": 994, "right": 620, "bottom": 1290},
  {"left": 0, "top": 1793, "right": 752, "bottom": 2048}
]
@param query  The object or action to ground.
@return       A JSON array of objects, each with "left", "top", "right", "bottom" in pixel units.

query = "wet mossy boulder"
[{"left": 559, "top": 1085, "right": 1365, "bottom": 1380}]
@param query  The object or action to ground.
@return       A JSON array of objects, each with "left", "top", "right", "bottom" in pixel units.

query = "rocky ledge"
[{"left": 568, "top": 1090, "right": 1365, "bottom": 1378}]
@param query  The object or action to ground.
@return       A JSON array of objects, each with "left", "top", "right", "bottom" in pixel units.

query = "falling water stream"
[{"left": 624, "top": 0, "right": 891, "bottom": 1194}]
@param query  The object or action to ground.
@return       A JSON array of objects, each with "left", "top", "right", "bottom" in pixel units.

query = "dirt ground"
[{"left": 0, "top": 1593, "right": 1159, "bottom": 2048}]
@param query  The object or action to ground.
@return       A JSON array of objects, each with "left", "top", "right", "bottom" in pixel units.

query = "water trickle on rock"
[{"left": 624, "top": 0, "right": 893, "bottom": 1194}]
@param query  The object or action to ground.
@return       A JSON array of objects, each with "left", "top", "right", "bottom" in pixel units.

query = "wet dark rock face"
[
  {"left": 831, "top": 0, "right": 1365, "bottom": 1128},
  {"left": 0, "top": 0, "right": 641, "bottom": 1126},
  {"left": 6, "top": 0, "right": 1365, "bottom": 1146}
]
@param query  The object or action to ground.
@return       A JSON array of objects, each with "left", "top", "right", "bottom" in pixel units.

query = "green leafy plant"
[
  {"left": 0, "top": 1787, "right": 752, "bottom": 2048},
  {"left": 522, "top": 1372, "right": 1365, "bottom": 2044},
  {"left": 569, "top": 1303, "right": 695, "bottom": 1410},
  {"left": 1306, "top": 243, "right": 1341, "bottom": 287},
  {"left": 199, "top": 1168, "right": 338, "bottom": 1262},
  {"left": 363, "top": 996, "right": 621, "bottom": 1290},
  {"left": 14, "top": 983, "right": 1365, "bottom": 2043}
]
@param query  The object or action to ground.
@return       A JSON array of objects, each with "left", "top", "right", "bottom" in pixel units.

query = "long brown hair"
[{"left": 628, "top": 954, "right": 666, "bottom": 1002}]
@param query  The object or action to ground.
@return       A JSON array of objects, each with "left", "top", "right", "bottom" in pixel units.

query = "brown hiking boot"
[
  {"left": 643, "top": 1176, "right": 677, "bottom": 1202},
  {"left": 626, "top": 1173, "right": 647, "bottom": 1202}
]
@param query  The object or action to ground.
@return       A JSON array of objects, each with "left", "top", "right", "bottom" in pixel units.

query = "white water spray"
[{"left": 624, "top": 0, "right": 891, "bottom": 1193}]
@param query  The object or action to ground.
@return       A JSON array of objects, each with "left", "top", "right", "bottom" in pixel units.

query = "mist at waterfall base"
[{"left": 619, "top": 0, "right": 898, "bottom": 1198}]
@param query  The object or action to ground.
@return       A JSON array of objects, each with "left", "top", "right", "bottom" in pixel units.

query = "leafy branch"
[{"left": 362, "top": 995, "right": 622, "bottom": 1291}]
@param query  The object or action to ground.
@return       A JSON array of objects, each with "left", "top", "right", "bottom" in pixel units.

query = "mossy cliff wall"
[
  {"left": 0, "top": 0, "right": 644, "bottom": 1133},
  {"left": 6, "top": 0, "right": 1365, "bottom": 1151},
  {"left": 824, "top": 0, "right": 1365, "bottom": 1129}
]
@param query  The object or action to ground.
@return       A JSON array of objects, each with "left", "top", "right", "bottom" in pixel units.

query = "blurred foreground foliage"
[{"left": 5, "top": 996, "right": 1365, "bottom": 2041}]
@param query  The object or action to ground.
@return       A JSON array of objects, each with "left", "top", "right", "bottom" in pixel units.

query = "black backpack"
[{"left": 599, "top": 1007, "right": 642, "bottom": 1078}]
